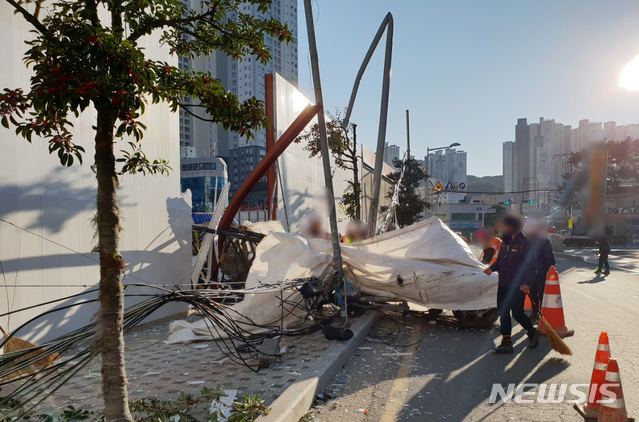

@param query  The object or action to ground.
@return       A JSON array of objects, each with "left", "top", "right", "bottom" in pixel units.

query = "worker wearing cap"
[
  {"left": 484, "top": 213, "right": 540, "bottom": 354},
  {"left": 476, "top": 228, "right": 502, "bottom": 267}
]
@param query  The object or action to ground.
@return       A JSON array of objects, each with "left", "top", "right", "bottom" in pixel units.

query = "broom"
[
  {"left": 528, "top": 295, "right": 572, "bottom": 356},
  {"left": 0, "top": 325, "right": 59, "bottom": 381},
  {"left": 539, "top": 314, "right": 572, "bottom": 356}
]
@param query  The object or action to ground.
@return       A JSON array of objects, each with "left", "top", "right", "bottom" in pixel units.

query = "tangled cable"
[{"left": 0, "top": 282, "right": 325, "bottom": 418}]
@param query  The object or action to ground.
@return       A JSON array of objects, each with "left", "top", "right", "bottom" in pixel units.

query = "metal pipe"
[
  {"left": 265, "top": 74, "right": 276, "bottom": 220},
  {"left": 303, "top": 0, "right": 343, "bottom": 272},
  {"left": 338, "top": 12, "right": 394, "bottom": 236},
  {"left": 217, "top": 104, "right": 320, "bottom": 233},
  {"left": 276, "top": 159, "right": 291, "bottom": 232},
  {"left": 368, "top": 14, "right": 394, "bottom": 237},
  {"left": 342, "top": 13, "right": 393, "bottom": 128}
]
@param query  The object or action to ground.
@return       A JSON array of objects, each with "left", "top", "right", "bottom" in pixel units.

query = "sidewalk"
[
  {"left": 32, "top": 311, "right": 376, "bottom": 418},
  {"left": 560, "top": 246, "right": 639, "bottom": 274}
]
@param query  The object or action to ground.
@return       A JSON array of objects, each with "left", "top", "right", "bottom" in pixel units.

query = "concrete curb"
[
  {"left": 257, "top": 310, "right": 380, "bottom": 422},
  {"left": 556, "top": 252, "right": 638, "bottom": 274}
]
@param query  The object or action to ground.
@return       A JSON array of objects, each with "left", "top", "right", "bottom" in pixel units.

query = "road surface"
[
  {"left": 307, "top": 255, "right": 639, "bottom": 421},
  {"left": 562, "top": 246, "right": 639, "bottom": 274}
]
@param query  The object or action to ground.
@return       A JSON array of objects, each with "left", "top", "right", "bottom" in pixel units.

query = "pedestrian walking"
[
  {"left": 524, "top": 218, "right": 555, "bottom": 324},
  {"left": 484, "top": 213, "right": 540, "bottom": 354},
  {"left": 595, "top": 235, "right": 611, "bottom": 276}
]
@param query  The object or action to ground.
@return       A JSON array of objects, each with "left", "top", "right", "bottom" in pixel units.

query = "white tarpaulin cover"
[
  {"left": 247, "top": 217, "right": 497, "bottom": 310},
  {"left": 167, "top": 218, "right": 497, "bottom": 343}
]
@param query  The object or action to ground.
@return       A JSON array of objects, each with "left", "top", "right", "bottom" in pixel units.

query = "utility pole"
[
  {"left": 405, "top": 109, "right": 411, "bottom": 156},
  {"left": 303, "top": 0, "right": 343, "bottom": 272},
  {"left": 353, "top": 123, "right": 360, "bottom": 221}
]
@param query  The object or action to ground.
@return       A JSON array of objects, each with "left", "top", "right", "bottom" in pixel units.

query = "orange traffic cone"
[
  {"left": 575, "top": 332, "right": 611, "bottom": 419},
  {"left": 598, "top": 358, "right": 630, "bottom": 422},
  {"left": 539, "top": 266, "right": 574, "bottom": 338}
]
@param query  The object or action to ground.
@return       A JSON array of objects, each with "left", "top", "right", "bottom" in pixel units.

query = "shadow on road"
[
  {"left": 578, "top": 274, "right": 607, "bottom": 284},
  {"left": 395, "top": 318, "right": 568, "bottom": 421}
]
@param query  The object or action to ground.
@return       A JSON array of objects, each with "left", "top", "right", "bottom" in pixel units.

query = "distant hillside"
[{"left": 467, "top": 175, "right": 504, "bottom": 194}]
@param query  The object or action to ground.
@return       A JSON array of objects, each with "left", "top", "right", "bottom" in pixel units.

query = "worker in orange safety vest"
[{"left": 475, "top": 228, "right": 502, "bottom": 266}]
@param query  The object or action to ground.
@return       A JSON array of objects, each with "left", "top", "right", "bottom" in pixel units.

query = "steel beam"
[
  {"left": 217, "top": 104, "right": 320, "bottom": 233},
  {"left": 341, "top": 13, "right": 394, "bottom": 237},
  {"left": 265, "top": 74, "right": 276, "bottom": 220}
]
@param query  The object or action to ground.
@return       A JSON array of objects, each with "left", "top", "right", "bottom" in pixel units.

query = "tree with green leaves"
[
  {"left": 0, "top": 1, "right": 291, "bottom": 420},
  {"left": 295, "top": 111, "right": 361, "bottom": 220},
  {"left": 383, "top": 156, "right": 429, "bottom": 228}
]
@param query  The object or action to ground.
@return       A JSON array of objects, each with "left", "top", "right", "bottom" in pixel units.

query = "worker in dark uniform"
[
  {"left": 595, "top": 235, "right": 611, "bottom": 276},
  {"left": 484, "top": 214, "right": 540, "bottom": 354},
  {"left": 524, "top": 218, "right": 556, "bottom": 324}
]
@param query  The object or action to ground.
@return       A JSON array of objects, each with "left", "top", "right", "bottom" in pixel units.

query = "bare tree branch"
[
  {"left": 179, "top": 103, "right": 216, "bottom": 123},
  {"left": 5, "top": 0, "right": 48, "bottom": 34},
  {"left": 33, "top": 0, "right": 43, "bottom": 19}
]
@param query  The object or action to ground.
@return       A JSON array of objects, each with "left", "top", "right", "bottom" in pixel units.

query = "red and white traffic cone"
[
  {"left": 598, "top": 358, "right": 631, "bottom": 422},
  {"left": 575, "top": 332, "right": 611, "bottom": 419},
  {"left": 539, "top": 266, "right": 574, "bottom": 338}
]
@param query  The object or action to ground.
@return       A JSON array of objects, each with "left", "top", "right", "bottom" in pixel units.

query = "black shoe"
[
  {"left": 603, "top": 270, "right": 610, "bottom": 276},
  {"left": 493, "top": 339, "right": 514, "bottom": 354},
  {"left": 528, "top": 328, "right": 540, "bottom": 349}
]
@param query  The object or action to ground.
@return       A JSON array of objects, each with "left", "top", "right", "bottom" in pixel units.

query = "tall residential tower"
[
  {"left": 178, "top": 0, "right": 298, "bottom": 206},
  {"left": 227, "top": 0, "right": 298, "bottom": 204}
]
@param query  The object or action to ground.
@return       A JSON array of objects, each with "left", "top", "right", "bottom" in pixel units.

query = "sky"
[{"left": 295, "top": 0, "right": 639, "bottom": 176}]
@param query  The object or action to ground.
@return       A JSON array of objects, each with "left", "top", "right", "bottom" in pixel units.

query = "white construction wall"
[
  {"left": 0, "top": 4, "right": 191, "bottom": 342},
  {"left": 273, "top": 74, "right": 352, "bottom": 234}
]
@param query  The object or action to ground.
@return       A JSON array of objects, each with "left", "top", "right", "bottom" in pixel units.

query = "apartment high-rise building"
[
  {"left": 426, "top": 148, "right": 468, "bottom": 187},
  {"left": 513, "top": 118, "right": 531, "bottom": 194},
  {"left": 603, "top": 121, "right": 639, "bottom": 143},
  {"left": 503, "top": 141, "right": 514, "bottom": 193},
  {"left": 570, "top": 119, "right": 604, "bottom": 153},
  {"left": 178, "top": 0, "right": 231, "bottom": 160},
  {"left": 178, "top": 0, "right": 298, "bottom": 206},
  {"left": 384, "top": 143, "right": 401, "bottom": 170},
  {"left": 425, "top": 148, "right": 467, "bottom": 208},
  {"left": 226, "top": 0, "right": 298, "bottom": 204},
  {"left": 510, "top": 118, "right": 569, "bottom": 208},
  {"left": 534, "top": 118, "right": 567, "bottom": 204},
  {"left": 504, "top": 117, "right": 639, "bottom": 212}
]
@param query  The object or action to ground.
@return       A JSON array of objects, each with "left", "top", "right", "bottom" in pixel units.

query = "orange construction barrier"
[
  {"left": 524, "top": 293, "right": 532, "bottom": 310},
  {"left": 539, "top": 266, "right": 574, "bottom": 338},
  {"left": 598, "top": 358, "right": 630, "bottom": 422},
  {"left": 575, "top": 332, "right": 611, "bottom": 419}
]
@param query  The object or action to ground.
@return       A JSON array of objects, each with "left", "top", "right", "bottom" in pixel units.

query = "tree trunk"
[
  {"left": 94, "top": 107, "right": 133, "bottom": 422},
  {"left": 351, "top": 124, "right": 361, "bottom": 221},
  {"left": 353, "top": 168, "right": 360, "bottom": 221}
]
